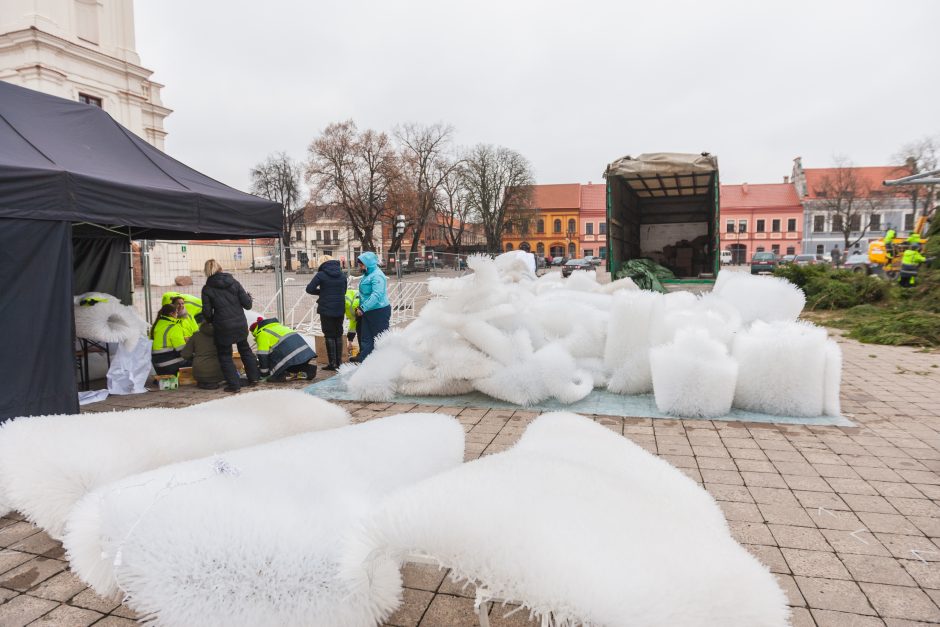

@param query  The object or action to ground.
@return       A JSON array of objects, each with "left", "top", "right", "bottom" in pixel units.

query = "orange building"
[{"left": 502, "top": 183, "right": 581, "bottom": 260}]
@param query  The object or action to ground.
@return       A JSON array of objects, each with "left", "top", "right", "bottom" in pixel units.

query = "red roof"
[
  {"left": 579, "top": 183, "right": 606, "bottom": 214},
  {"left": 531, "top": 183, "right": 581, "bottom": 210},
  {"left": 720, "top": 183, "right": 801, "bottom": 209},
  {"left": 803, "top": 165, "right": 911, "bottom": 199}
]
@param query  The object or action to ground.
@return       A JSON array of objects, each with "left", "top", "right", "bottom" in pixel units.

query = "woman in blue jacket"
[
  {"left": 352, "top": 251, "right": 390, "bottom": 362},
  {"left": 305, "top": 255, "right": 347, "bottom": 370}
]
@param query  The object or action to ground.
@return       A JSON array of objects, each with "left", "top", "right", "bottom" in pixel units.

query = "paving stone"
[
  {"left": 705, "top": 483, "right": 753, "bottom": 503},
  {"left": 887, "top": 498, "right": 940, "bottom": 518},
  {"left": 89, "top": 617, "right": 138, "bottom": 627},
  {"left": 785, "top": 475, "right": 834, "bottom": 492},
  {"left": 758, "top": 504, "right": 815, "bottom": 527},
  {"left": 27, "top": 604, "right": 103, "bottom": 626},
  {"left": 807, "top": 507, "right": 866, "bottom": 531},
  {"left": 899, "top": 560, "right": 940, "bottom": 589},
  {"left": 770, "top": 525, "right": 832, "bottom": 551},
  {"left": 841, "top": 554, "right": 917, "bottom": 586},
  {"left": 718, "top": 501, "right": 763, "bottom": 523},
  {"left": 875, "top": 534, "right": 940, "bottom": 562},
  {"left": 418, "top": 594, "right": 479, "bottom": 627},
  {"left": 745, "top": 544, "right": 790, "bottom": 574},
  {"left": 822, "top": 529, "right": 891, "bottom": 557},
  {"left": 774, "top": 573, "right": 805, "bottom": 606},
  {"left": 857, "top": 512, "right": 923, "bottom": 536},
  {"left": 794, "top": 490, "right": 850, "bottom": 510},
  {"left": 0, "top": 525, "right": 39, "bottom": 550},
  {"left": 385, "top": 587, "right": 434, "bottom": 626},
  {"left": 7, "top": 534, "right": 59, "bottom": 558},
  {"left": 749, "top": 487, "right": 800, "bottom": 507},
  {"left": 0, "top": 551, "right": 33, "bottom": 578},
  {"left": 27, "top": 572, "right": 87, "bottom": 603},
  {"left": 401, "top": 563, "right": 447, "bottom": 592},
  {"left": 729, "top": 521, "right": 775, "bottom": 545},
  {"left": 485, "top": 603, "right": 540, "bottom": 626},
  {"left": 787, "top": 606, "right": 816, "bottom": 627},
  {"left": 66, "top": 589, "right": 120, "bottom": 614},
  {"left": 0, "top": 558, "right": 66, "bottom": 592},
  {"left": 841, "top": 495, "right": 899, "bottom": 514},
  {"left": 811, "top": 609, "right": 886, "bottom": 626},
  {"left": 782, "top": 548, "right": 851, "bottom": 579},
  {"left": 860, "top": 582, "right": 940, "bottom": 623},
  {"left": 795, "top": 576, "right": 875, "bottom": 615},
  {"left": 0, "top": 594, "right": 57, "bottom": 626}
]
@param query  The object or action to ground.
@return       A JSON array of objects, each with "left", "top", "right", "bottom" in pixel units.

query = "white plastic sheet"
[{"left": 106, "top": 336, "right": 152, "bottom": 395}]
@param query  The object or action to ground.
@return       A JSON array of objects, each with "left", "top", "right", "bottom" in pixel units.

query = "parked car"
[
  {"left": 551, "top": 256, "right": 567, "bottom": 266},
  {"left": 584, "top": 255, "right": 603, "bottom": 266},
  {"left": 750, "top": 251, "right": 777, "bottom": 275},
  {"left": 562, "top": 258, "right": 595, "bottom": 278},
  {"left": 720, "top": 250, "right": 733, "bottom": 265},
  {"left": 793, "top": 254, "right": 825, "bottom": 267},
  {"left": 779, "top": 254, "right": 796, "bottom": 265},
  {"left": 843, "top": 253, "right": 875, "bottom": 275}
]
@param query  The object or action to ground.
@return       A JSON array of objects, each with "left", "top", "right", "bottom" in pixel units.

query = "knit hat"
[{"left": 249, "top": 317, "right": 264, "bottom": 332}]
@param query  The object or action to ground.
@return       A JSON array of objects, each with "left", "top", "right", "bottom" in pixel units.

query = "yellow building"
[{"left": 502, "top": 183, "right": 581, "bottom": 260}]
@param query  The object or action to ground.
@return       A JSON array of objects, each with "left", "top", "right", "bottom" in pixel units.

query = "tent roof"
[{"left": 0, "top": 81, "right": 281, "bottom": 239}]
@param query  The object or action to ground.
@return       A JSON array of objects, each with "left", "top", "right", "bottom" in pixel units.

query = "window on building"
[
  {"left": 505, "top": 222, "right": 513, "bottom": 234},
  {"left": 813, "top": 215, "right": 825, "bottom": 232},
  {"left": 316, "top": 230, "right": 322, "bottom": 241},
  {"left": 772, "top": 219, "right": 781, "bottom": 232},
  {"left": 600, "top": 247, "right": 607, "bottom": 259},
  {"left": 726, "top": 220, "right": 735, "bottom": 234},
  {"left": 553, "top": 219, "right": 562, "bottom": 233},
  {"left": 584, "top": 249, "right": 594, "bottom": 257},
  {"left": 536, "top": 242, "right": 544, "bottom": 255},
  {"left": 787, "top": 218, "right": 797, "bottom": 232},
  {"left": 756, "top": 246, "right": 765, "bottom": 252},
  {"left": 537, "top": 219, "right": 544, "bottom": 234},
  {"left": 599, "top": 223, "right": 607, "bottom": 235},
  {"left": 75, "top": 0, "right": 100, "bottom": 44},
  {"left": 505, "top": 243, "right": 513, "bottom": 251},
  {"left": 322, "top": 249, "right": 333, "bottom": 257},
  {"left": 568, "top": 242, "right": 576, "bottom": 257},
  {"left": 786, "top": 246, "right": 795, "bottom": 255},
  {"left": 904, "top": 213, "right": 914, "bottom": 230},
  {"left": 522, "top": 219, "right": 529, "bottom": 234},
  {"left": 832, "top": 215, "right": 843, "bottom": 231},
  {"left": 756, "top": 219, "right": 765, "bottom": 233},
  {"left": 870, "top": 213, "right": 881, "bottom": 230},
  {"left": 295, "top": 230, "right": 302, "bottom": 241},
  {"left": 816, "top": 244, "right": 824, "bottom": 255},
  {"left": 585, "top": 223, "right": 594, "bottom": 235},
  {"left": 78, "top": 93, "right": 102, "bottom": 108},
  {"left": 567, "top": 219, "right": 576, "bottom": 234},
  {"left": 332, "top": 230, "right": 339, "bottom": 241},
  {"left": 849, "top": 214, "right": 861, "bottom": 232},
  {"left": 738, "top": 220, "right": 747, "bottom": 233},
  {"left": 771, "top": 244, "right": 780, "bottom": 254}
]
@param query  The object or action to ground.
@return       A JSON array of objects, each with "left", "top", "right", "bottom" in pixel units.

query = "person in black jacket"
[
  {"left": 305, "top": 255, "right": 348, "bottom": 370},
  {"left": 200, "top": 259, "right": 261, "bottom": 392}
]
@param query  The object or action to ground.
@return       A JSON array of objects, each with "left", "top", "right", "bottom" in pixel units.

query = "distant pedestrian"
[
  {"left": 305, "top": 255, "right": 347, "bottom": 370},
  {"left": 831, "top": 246, "right": 842, "bottom": 267},
  {"left": 351, "top": 251, "right": 390, "bottom": 363},
  {"left": 201, "top": 259, "right": 261, "bottom": 393}
]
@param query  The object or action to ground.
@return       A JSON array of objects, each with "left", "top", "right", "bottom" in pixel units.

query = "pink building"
[
  {"left": 579, "top": 183, "right": 607, "bottom": 260},
  {"left": 720, "top": 182, "right": 803, "bottom": 264}
]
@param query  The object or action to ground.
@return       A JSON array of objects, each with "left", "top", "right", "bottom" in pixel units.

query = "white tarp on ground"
[
  {"left": 340, "top": 254, "right": 840, "bottom": 419},
  {"left": 0, "top": 391, "right": 349, "bottom": 537}
]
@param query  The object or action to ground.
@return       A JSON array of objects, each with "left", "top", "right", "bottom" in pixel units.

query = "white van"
[{"left": 720, "top": 250, "right": 733, "bottom": 265}]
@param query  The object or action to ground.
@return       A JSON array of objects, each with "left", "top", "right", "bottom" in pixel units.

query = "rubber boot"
[
  {"left": 331, "top": 336, "right": 344, "bottom": 368},
  {"left": 323, "top": 337, "right": 338, "bottom": 371}
]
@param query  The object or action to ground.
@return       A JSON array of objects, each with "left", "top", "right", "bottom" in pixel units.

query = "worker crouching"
[
  {"left": 150, "top": 304, "right": 192, "bottom": 375},
  {"left": 250, "top": 318, "right": 317, "bottom": 382}
]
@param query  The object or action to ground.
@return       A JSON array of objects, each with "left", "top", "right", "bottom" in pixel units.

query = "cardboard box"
[{"left": 314, "top": 335, "right": 349, "bottom": 366}]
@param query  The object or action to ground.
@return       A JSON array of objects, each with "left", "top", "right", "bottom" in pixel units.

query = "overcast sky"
[{"left": 135, "top": 0, "right": 939, "bottom": 194}]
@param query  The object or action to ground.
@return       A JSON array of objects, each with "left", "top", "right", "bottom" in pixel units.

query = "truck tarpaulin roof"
[{"left": 604, "top": 152, "right": 719, "bottom": 198}]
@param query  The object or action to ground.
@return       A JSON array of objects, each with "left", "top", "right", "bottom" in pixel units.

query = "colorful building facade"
[
  {"left": 502, "top": 183, "right": 582, "bottom": 259},
  {"left": 719, "top": 182, "right": 803, "bottom": 264}
]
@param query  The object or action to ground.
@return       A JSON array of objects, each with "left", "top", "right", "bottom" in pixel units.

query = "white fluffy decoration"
[
  {"left": 353, "top": 413, "right": 788, "bottom": 627},
  {"left": 651, "top": 329, "right": 738, "bottom": 418},
  {"left": 339, "top": 257, "right": 841, "bottom": 419},
  {"left": 73, "top": 292, "right": 149, "bottom": 350},
  {"left": 823, "top": 339, "right": 843, "bottom": 417},
  {"left": 712, "top": 271, "right": 806, "bottom": 324},
  {"left": 732, "top": 321, "right": 837, "bottom": 417},
  {"left": 0, "top": 391, "right": 349, "bottom": 537},
  {"left": 65, "top": 413, "right": 464, "bottom": 626}
]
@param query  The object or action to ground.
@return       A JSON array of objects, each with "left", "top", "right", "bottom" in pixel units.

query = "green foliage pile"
[{"left": 773, "top": 264, "right": 890, "bottom": 310}]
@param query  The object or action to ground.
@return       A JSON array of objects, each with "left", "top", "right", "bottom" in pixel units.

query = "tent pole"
[
  {"left": 142, "top": 240, "right": 153, "bottom": 323},
  {"left": 274, "top": 239, "right": 286, "bottom": 321}
]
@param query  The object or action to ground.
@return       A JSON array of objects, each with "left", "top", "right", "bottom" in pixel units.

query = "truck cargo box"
[{"left": 605, "top": 153, "right": 720, "bottom": 279}]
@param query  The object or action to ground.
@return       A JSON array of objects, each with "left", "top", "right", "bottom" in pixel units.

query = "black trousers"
[
  {"left": 320, "top": 315, "right": 344, "bottom": 338},
  {"left": 215, "top": 338, "right": 261, "bottom": 388}
]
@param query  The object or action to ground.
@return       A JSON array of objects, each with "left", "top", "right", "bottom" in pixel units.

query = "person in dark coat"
[
  {"left": 180, "top": 321, "right": 225, "bottom": 389},
  {"left": 305, "top": 255, "right": 348, "bottom": 370},
  {"left": 200, "top": 259, "right": 261, "bottom": 393}
]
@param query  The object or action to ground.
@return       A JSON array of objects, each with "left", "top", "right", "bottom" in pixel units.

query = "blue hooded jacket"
[{"left": 357, "top": 251, "right": 389, "bottom": 312}]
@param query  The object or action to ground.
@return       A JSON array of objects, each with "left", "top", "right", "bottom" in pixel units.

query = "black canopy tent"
[{"left": 0, "top": 81, "right": 282, "bottom": 421}]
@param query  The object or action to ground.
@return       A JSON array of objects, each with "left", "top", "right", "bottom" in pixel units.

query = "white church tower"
[{"left": 0, "top": 0, "right": 171, "bottom": 149}]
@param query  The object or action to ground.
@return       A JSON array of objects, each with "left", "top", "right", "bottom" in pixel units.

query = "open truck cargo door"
[{"left": 604, "top": 152, "right": 720, "bottom": 279}]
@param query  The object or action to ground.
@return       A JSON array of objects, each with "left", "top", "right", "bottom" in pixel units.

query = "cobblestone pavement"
[{"left": 3, "top": 336, "right": 940, "bottom": 626}]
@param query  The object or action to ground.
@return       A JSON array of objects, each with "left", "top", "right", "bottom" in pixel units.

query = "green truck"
[{"left": 604, "top": 152, "right": 720, "bottom": 281}]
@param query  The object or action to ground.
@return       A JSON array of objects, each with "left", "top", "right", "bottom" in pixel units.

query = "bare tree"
[
  {"left": 305, "top": 120, "right": 398, "bottom": 253},
  {"left": 438, "top": 159, "right": 476, "bottom": 255},
  {"left": 394, "top": 123, "right": 457, "bottom": 264},
  {"left": 250, "top": 152, "right": 303, "bottom": 270},
  {"left": 816, "top": 157, "right": 886, "bottom": 250},
  {"left": 461, "top": 144, "right": 534, "bottom": 254},
  {"left": 893, "top": 135, "right": 939, "bottom": 222}
]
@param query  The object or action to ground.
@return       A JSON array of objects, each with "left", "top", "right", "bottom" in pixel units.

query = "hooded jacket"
[
  {"left": 201, "top": 272, "right": 252, "bottom": 344},
  {"left": 180, "top": 323, "right": 224, "bottom": 384},
  {"left": 305, "top": 259, "right": 347, "bottom": 317},
  {"left": 251, "top": 318, "right": 315, "bottom": 377},
  {"left": 357, "top": 251, "right": 389, "bottom": 312}
]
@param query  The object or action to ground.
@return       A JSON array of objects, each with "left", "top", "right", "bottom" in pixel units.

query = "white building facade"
[{"left": 0, "top": 0, "right": 171, "bottom": 149}]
